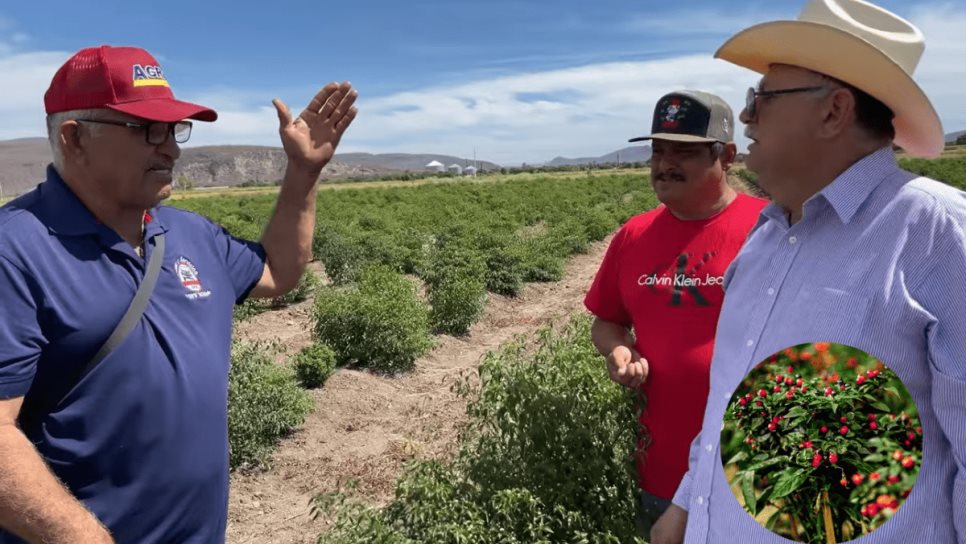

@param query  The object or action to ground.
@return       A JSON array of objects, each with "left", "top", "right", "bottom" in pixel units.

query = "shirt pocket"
[{"left": 788, "top": 286, "right": 871, "bottom": 345}]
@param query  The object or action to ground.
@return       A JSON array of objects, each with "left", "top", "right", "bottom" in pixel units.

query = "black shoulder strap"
[
  {"left": 80, "top": 233, "right": 166, "bottom": 377},
  {"left": 17, "top": 234, "right": 166, "bottom": 431}
]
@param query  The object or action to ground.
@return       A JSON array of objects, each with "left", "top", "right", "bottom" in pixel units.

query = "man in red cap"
[{"left": 0, "top": 45, "right": 357, "bottom": 543}]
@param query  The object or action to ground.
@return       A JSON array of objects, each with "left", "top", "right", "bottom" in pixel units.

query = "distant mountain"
[
  {"left": 0, "top": 140, "right": 499, "bottom": 197},
  {"left": 172, "top": 146, "right": 394, "bottom": 187},
  {"left": 946, "top": 130, "right": 966, "bottom": 143},
  {"left": 545, "top": 145, "right": 651, "bottom": 167}
]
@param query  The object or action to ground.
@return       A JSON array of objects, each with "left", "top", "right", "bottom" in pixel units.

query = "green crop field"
[
  {"left": 182, "top": 172, "right": 659, "bottom": 493},
  {"left": 174, "top": 172, "right": 657, "bottom": 341}
]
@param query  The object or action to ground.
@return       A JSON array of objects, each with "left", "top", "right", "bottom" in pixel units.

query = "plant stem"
[{"left": 822, "top": 490, "right": 836, "bottom": 544}]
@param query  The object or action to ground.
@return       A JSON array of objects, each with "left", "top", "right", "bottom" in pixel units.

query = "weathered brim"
[{"left": 715, "top": 20, "right": 943, "bottom": 158}]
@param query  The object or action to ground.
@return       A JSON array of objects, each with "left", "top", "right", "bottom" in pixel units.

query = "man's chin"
[
  {"left": 146, "top": 172, "right": 173, "bottom": 201},
  {"left": 653, "top": 185, "right": 683, "bottom": 205}
]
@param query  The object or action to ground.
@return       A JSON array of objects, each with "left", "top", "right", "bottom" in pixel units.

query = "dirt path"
[{"left": 226, "top": 239, "right": 611, "bottom": 544}]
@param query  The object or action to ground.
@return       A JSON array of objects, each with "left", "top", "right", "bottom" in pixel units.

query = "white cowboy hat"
[{"left": 715, "top": 0, "right": 944, "bottom": 158}]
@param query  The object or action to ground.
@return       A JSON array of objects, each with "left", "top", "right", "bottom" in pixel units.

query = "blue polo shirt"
[{"left": 0, "top": 166, "right": 266, "bottom": 543}]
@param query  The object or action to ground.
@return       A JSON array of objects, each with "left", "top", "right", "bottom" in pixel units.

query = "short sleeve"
[
  {"left": 210, "top": 224, "right": 267, "bottom": 304},
  {"left": 583, "top": 225, "right": 631, "bottom": 326},
  {"left": 0, "top": 256, "right": 46, "bottom": 399}
]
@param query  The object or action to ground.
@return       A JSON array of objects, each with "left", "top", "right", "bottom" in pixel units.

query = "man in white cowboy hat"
[{"left": 649, "top": 1, "right": 966, "bottom": 543}]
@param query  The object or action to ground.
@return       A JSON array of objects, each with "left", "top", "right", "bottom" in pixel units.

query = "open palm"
[{"left": 273, "top": 81, "right": 358, "bottom": 175}]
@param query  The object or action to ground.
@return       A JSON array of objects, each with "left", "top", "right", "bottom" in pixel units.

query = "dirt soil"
[{"left": 226, "top": 238, "right": 611, "bottom": 544}]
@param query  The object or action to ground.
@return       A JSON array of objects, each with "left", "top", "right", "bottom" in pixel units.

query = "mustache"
[
  {"left": 745, "top": 127, "right": 757, "bottom": 141},
  {"left": 653, "top": 171, "right": 686, "bottom": 182},
  {"left": 148, "top": 162, "right": 175, "bottom": 171}
]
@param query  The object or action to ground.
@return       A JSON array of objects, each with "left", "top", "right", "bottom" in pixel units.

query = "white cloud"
[
  {"left": 906, "top": 4, "right": 966, "bottom": 134},
  {"left": 2, "top": 4, "right": 965, "bottom": 164},
  {"left": 338, "top": 4, "right": 966, "bottom": 164},
  {"left": 0, "top": 49, "right": 71, "bottom": 140},
  {"left": 186, "top": 105, "right": 280, "bottom": 147},
  {"left": 167, "top": 57, "right": 754, "bottom": 163},
  {"left": 334, "top": 56, "right": 754, "bottom": 164},
  {"left": 620, "top": 8, "right": 788, "bottom": 37}
]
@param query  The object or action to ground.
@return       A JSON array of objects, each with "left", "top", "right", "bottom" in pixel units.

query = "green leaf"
[
  {"left": 786, "top": 406, "right": 808, "bottom": 419},
  {"left": 771, "top": 468, "right": 811, "bottom": 499},
  {"left": 744, "top": 456, "right": 789, "bottom": 472},
  {"left": 864, "top": 453, "right": 886, "bottom": 463},
  {"left": 725, "top": 451, "right": 749, "bottom": 466},
  {"left": 786, "top": 417, "right": 807, "bottom": 430},
  {"left": 870, "top": 400, "right": 891, "bottom": 412},
  {"left": 742, "top": 471, "right": 758, "bottom": 516}
]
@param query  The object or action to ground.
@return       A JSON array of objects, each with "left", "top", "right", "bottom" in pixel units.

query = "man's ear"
[
  {"left": 721, "top": 142, "right": 738, "bottom": 171},
  {"left": 58, "top": 120, "right": 86, "bottom": 164},
  {"left": 818, "top": 87, "right": 855, "bottom": 140}
]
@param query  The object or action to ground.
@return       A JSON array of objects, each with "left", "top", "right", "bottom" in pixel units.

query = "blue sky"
[{"left": 2, "top": 0, "right": 965, "bottom": 164}]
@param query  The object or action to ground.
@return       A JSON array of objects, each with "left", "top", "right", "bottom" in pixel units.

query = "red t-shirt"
[{"left": 584, "top": 193, "right": 767, "bottom": 498}]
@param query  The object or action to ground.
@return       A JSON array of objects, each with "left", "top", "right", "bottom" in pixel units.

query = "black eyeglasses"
[
  {"left": 78, "top": 119, "right": 192, "bottom": 145},
  {"left": 745, "top": 86, "right": 827, "bottom": 118}
]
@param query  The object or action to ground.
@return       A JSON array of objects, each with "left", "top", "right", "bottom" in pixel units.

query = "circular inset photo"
[{"left": 720, "top": 342, "right": 922, "bottom": 543}]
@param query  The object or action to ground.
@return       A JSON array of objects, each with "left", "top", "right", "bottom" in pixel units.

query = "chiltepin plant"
[{"left": 721, "top": 343, "right": 922, "bottom": 544}]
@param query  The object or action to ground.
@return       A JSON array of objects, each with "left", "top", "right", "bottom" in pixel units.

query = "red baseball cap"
[{"left": 44, "top": 45, "right": 217, "bottom": 123}]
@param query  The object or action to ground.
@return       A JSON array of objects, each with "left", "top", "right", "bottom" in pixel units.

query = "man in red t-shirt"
[{"left": 584, "top": 90, "right": 767, "bottom": 538}]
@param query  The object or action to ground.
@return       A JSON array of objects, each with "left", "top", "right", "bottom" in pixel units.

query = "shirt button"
[
  {"left": 767, "top": 288, "right": 776, "bottom": 296},
  {"left": 705, "top": 444, "right": 713, "bottom": 453},
  {"left": 789, "top": 236, "right": 798, "bottom": 244},
  {"left": 746, "top": 340, "right": 754, "bottom": 347},
  {"left": 696, "top": 496, "right": 705, "bottom": 505}
]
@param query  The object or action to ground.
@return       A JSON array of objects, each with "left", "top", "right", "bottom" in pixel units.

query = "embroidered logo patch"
[
  {"left": 132, "top": 64, "right": 169, "bottom": 88},
  {"left": 174, "top": 257, "right": 212, "bottom": 300},
  {"left": 660, "top": 97, "right": 691, "bottom": 130}
]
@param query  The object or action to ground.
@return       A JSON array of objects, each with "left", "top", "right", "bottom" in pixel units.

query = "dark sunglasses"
[{"left": 746, "top": 86, "right": 827, "bottom": 118}]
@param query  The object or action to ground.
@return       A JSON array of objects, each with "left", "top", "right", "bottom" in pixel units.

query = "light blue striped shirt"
[{"left": 673, "top": 147, "right": 966, "bottom": 543}]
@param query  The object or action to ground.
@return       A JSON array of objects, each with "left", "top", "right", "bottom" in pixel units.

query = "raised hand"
[{"left": 272, "top": 81, "right": 359, "bottom": 177}]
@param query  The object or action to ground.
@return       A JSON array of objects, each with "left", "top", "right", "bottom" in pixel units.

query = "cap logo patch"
[
  {"left": 661, "top": 98, "right": 691, "bottom": 129},
  {"left": 132, "top": 64, "right": 169, "bottom": 88}
]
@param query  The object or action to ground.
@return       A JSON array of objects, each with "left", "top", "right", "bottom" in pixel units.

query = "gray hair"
[{"left": 47, "top": 108, "right": 110, "bottom": 171}]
